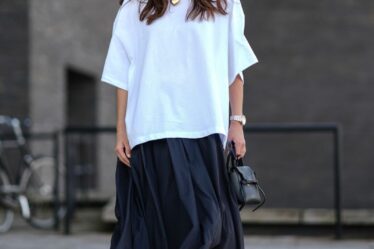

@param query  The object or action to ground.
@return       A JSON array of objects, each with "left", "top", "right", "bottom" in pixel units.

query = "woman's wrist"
[
  {"left": 116, "top": 123, "right": 126, "bottom": 136},
  {"left": 230, "top": 120, "right": 243, "bottom": 128}
]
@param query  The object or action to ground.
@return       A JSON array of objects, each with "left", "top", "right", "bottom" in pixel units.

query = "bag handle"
[
  {"left": 228, "top": 140, "right": 244, "bottom": 166},
  {"left": 226, "top": 140, "right": 266, "bottom": 212}
]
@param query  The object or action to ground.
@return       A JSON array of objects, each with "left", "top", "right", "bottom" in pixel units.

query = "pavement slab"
[{"left": 1, "top": 229, "right": 374, "bottom": 249}]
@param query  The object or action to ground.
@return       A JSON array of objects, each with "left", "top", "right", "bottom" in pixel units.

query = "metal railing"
[
  {"left": 62, "top": 123, "right": 342, "bottom": 239},
  {"left": 24, "top": 131, "right": 61, "bottom": 231},
  {"left": 63, "top": 126, "right": 115, "bottom": 235},
  {"left": 0, "top": 129, "right": 61, "bottom": 231},
  {"left": 243, "top": 123, "right": 342, "bottom": 239}
]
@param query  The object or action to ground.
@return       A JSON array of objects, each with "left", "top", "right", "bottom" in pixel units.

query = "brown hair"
[{"left": 119, "top": 0, "right": 228, "bottom": 25}]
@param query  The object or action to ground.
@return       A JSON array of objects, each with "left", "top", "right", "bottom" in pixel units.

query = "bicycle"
[{"left": 0, "top": 115, "right": 65, "bottom": 233}]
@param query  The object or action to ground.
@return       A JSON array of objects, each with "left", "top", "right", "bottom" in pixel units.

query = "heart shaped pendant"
[{"left": 171, "top": 0, "right": 180, "bottom": 5}]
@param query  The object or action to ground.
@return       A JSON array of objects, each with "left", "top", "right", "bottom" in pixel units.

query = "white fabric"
[{"left": 101, "top": 0, "right": 258, "bottom": 150}]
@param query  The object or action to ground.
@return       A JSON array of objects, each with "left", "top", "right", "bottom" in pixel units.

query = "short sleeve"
[
  {"left": 228, "top": 0, "right": 258, "bottom": 86},
  {"left": 101, "top": 10, "right": 131, "bottom": 91}
]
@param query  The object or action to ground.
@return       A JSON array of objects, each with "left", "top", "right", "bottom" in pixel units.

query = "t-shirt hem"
[
  {"left": 229, "top": 59, "right": 259, "bottom": 86},
  {"left": 101, "top": 75, "right": 128, "bottom": 91},
  {"left": 129, "top": 128, "right": 227, "bottom": 150}
]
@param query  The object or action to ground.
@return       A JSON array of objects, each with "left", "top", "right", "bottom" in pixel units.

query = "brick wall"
[
  {"left": 242, "top": 0, "right": 374, "bottom": 208},
  {"left": 0, "top": 0, "right": 29, "bottom": 118},
  {"left": 1, "top": 0, "right": 373, "bottom": 209}
]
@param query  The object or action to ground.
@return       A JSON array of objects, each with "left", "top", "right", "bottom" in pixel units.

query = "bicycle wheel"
[
  {"left": 0, "top": 168, "right": 14, "bottom": 233},
  {"left": 22, "top": 156, "right": 63, "bottom": 229}
]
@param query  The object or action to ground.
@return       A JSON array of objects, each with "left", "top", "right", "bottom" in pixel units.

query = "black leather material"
[{"left": 226, "top": 141, "right": 266, "bottom": 211}]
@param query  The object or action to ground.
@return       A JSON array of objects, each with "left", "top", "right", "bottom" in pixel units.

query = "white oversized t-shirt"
[{"left": 101, "top": 0, "right": 258, "bottom": 150}]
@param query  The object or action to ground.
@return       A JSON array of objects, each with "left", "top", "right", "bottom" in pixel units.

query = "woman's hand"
[
  {"left": 115, "top": 88, "right": 130, "bottom": 167},
  {"left": 228, "top": 74, "right": 246, "bottom": 159},
  {"left": 227, "top": 121, "right": 246, "bottom": 159},
  {"left": 115, "top": 127, "right": 132, "bottom": 167}
]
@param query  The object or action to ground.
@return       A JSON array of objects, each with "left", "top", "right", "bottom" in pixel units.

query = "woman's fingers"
[
  {"left": 124, "top": 144, "right": 131, "bottom": 159},
  {"left": 115, "top": 144, "right": 128, "bottom": 165},
  {"left": 238, "top": 142, "right": 246, "bottom": 159},
  {"left": 232, "top": 139, "right": 246, "bottom": 159},
  {"left": 123, "top": 143, "right": 132, "bottom": 167},
  {"left": 115, "top": 141, "right": 131, "bottom": 167}
]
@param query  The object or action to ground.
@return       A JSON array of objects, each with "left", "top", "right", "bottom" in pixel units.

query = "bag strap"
[
  {"left": 252, "top": 185, "right": 266, "bottom": 211},
  {"left": 227, "top": 140, "right": 267, "bottom": 212},
  {"left": 229, "top": 140, "right": 244, "bottom": 166},
  {"left": 226, "top": 140, "right": 241, "bottom": 171}
]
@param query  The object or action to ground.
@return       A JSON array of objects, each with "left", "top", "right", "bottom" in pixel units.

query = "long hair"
[{"left": 119, "top": 0, "right": 228, "bottom": 25}]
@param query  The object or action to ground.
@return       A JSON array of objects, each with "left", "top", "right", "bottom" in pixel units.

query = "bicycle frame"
[
  {"left": 0, "top": 116, "right": 34, "bottom": 184},
  {"left": 0, "top": 116, "right": 33, "bottom": 210}
]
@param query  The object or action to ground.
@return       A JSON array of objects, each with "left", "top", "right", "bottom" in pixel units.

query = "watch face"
[{"left": 242, "top": 115, "right": 246, "bottom": 125}]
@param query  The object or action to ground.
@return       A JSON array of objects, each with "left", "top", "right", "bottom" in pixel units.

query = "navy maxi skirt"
[{"left": 110, "top": 133, "right": 245, "bottom": 249}]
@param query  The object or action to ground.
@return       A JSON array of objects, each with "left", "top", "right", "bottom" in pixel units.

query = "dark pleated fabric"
[{"left": 110, "top": 133, "right": 244, "bottom": 249}]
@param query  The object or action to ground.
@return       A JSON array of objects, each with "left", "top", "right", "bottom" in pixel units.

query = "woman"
[{"left": 101, "top": 0, "right": 258, "bottom": 247}]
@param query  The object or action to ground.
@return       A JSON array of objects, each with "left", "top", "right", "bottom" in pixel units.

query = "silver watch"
[{"left": 229, "top": 114, "right": 246, "bottom": 126}]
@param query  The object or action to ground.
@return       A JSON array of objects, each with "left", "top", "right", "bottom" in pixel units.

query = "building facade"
[{"left": 1, "top": 0, "right": 373, "bottom": 213}]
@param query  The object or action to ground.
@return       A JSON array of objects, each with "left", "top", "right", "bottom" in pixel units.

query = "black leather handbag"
[{"left": 226, "top": 140, "right": 266, "bottom": 211}]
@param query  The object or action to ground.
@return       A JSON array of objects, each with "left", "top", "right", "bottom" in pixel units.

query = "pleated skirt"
[{"left": 110, "top": 133, "right": 244, "bottom": 249}]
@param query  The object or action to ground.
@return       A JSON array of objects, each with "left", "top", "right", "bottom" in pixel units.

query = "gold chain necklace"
[{"left": 171, "top": 0, "right": 180, "bottom": 6}]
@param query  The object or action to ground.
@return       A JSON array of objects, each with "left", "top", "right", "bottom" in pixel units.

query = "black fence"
[
  {"left": 242, "top": 123, "right": 342, "bottom": 239},
  {"left": 0, "top": 130, "right": 61, "bottom": 230},
  {"left": 28, "top": 132, "right": 61, "bottom": 231},
  {"left": 63, "top": 126, "right": 116, "bottom": 235},
  {"left": 0, "top": 122, "right": 343, "bottom": 238},
  {"left": 61, "top": 123, "right": 343, "bottom": 239}
]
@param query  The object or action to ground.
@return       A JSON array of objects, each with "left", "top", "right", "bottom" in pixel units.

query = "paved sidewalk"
[
  {"left": 1, "top": 228, "right": 374, "bottom": 249},
  {"left": 1, "top": 215, "right": 373, "bottom": 249}
]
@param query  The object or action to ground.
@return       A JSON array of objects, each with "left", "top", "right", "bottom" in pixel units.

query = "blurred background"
[{"left": 0, "top": 0, "right": 373, "bottom": 248}]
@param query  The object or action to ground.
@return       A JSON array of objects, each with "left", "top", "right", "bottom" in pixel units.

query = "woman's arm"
[
  {"left": 228, "top": 74, "right": 246, "bottom": 159},
  {"left": 115, "top": 88, "right": 132, "bottom": 167}
]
